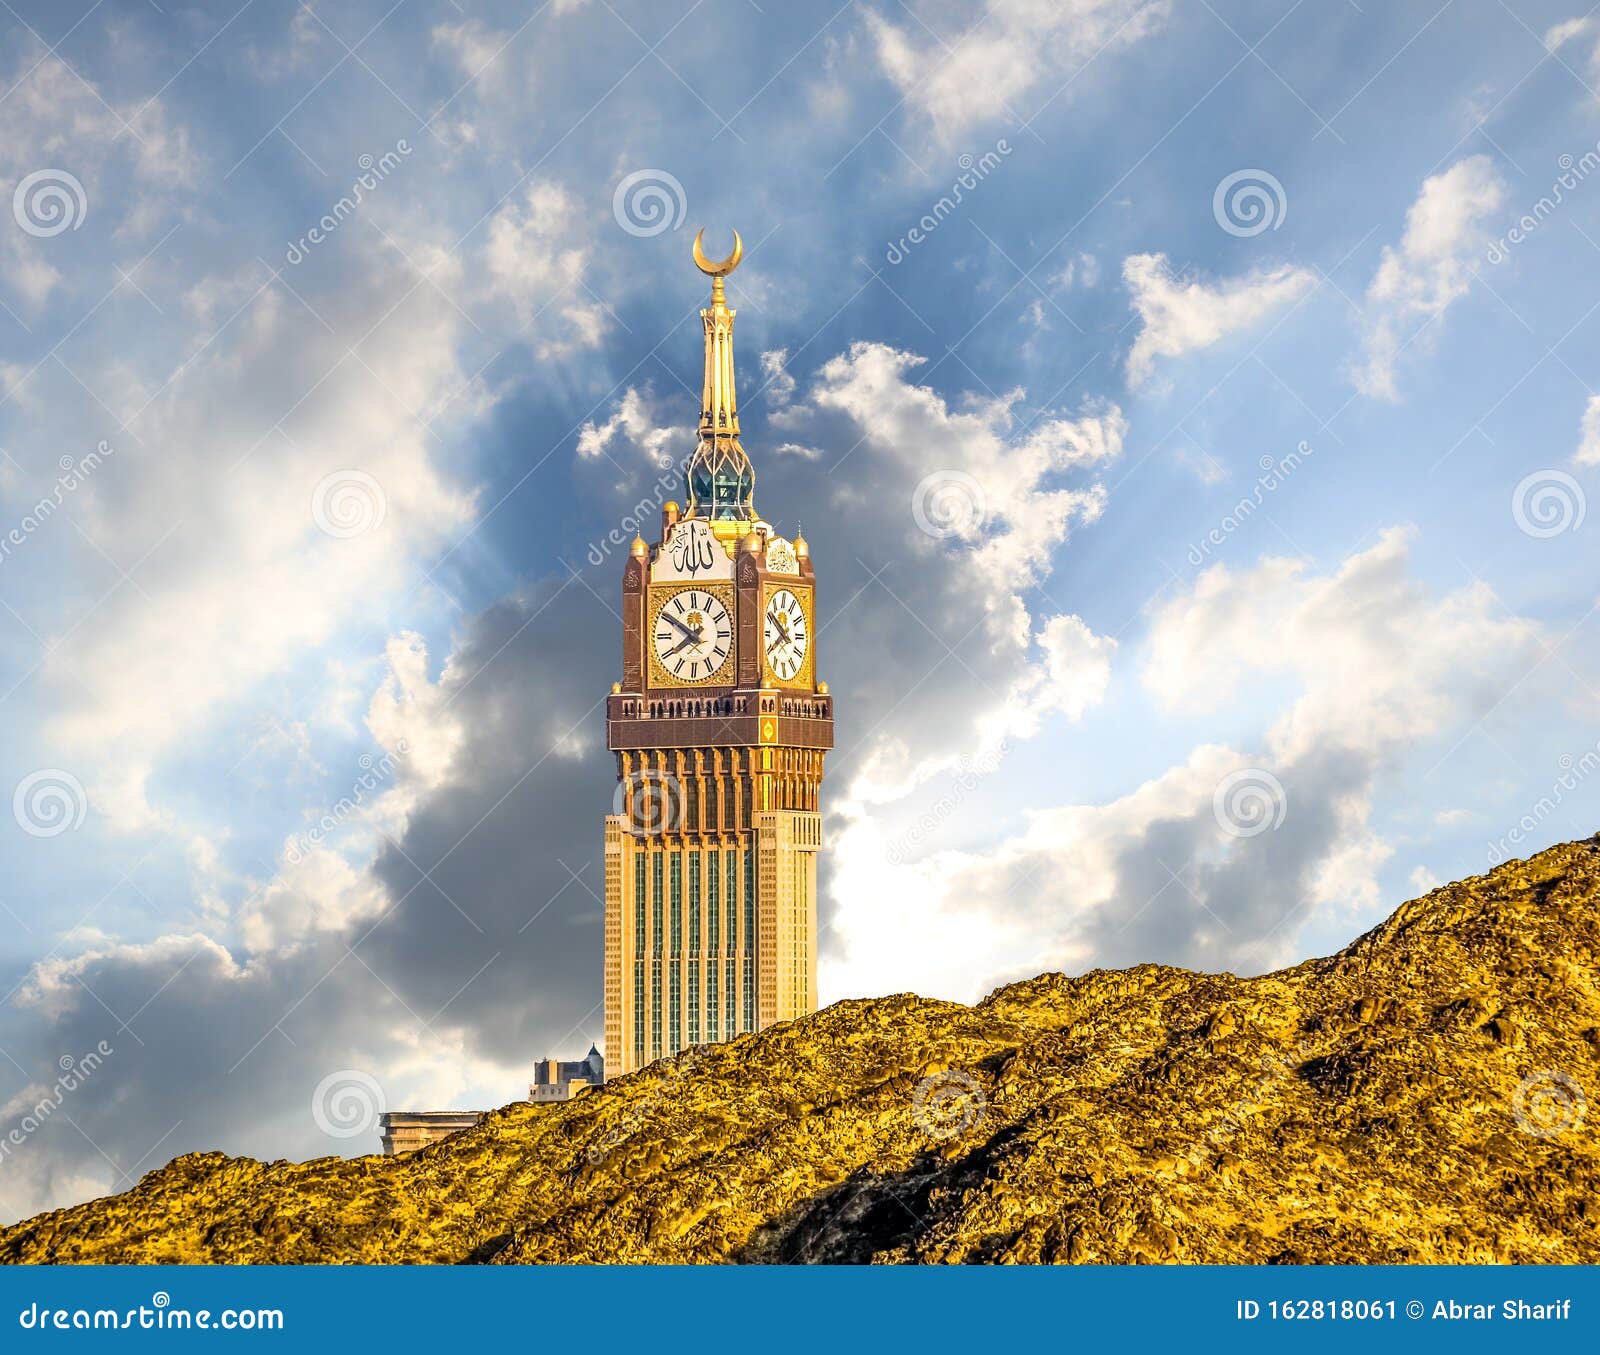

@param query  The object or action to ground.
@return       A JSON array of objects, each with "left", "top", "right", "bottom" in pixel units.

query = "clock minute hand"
[
  {"left": 767, "top": 611, "right": 792, "bottom": 645},
  {"left": 669, "top": 617, "right": 708, "bottom": 656},
  {"left": 663, "top": 611, "right": 699, "bottom": 641}
]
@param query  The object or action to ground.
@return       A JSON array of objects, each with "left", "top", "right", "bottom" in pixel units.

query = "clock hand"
[
  {"left": 767, "top": 611, "right": 792, "bottom": 646},
  {"left": 663, "top": 611, "right": 699, "bottom": 641}
]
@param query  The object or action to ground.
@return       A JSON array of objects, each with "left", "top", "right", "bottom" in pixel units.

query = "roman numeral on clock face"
[
  {"left": 652, "top": 589, "right": 733, "bottom": 684},
  {"left": 763, "top": 588, "right": 809, "bottom": 682}
]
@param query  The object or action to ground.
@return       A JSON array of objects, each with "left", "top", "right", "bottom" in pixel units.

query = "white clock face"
[
  {"left": 764, "top": 588, "right": 809, "bottom": 682},
  {"left": 653, "top": 589, "right": 732, "bottom": 683}
]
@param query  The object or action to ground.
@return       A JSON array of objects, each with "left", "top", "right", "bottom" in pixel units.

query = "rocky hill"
[{"left": 4, "top": 837, "right": 1598, "bottom": 1263}]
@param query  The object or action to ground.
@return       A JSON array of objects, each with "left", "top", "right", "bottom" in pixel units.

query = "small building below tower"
[
  {"left": 378, "top": 1110, "right": 483, "bottom": 1156},
  {"left": 530, "top": 1045, "right": 605, "bottom": 1102}
]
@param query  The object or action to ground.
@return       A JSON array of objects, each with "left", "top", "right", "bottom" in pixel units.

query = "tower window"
[
  {"left": 688, "top": 851, "right": 701, "bottom": 958},
  {"left": 670, "top": 854, "right": 682, "bottom": 958}
]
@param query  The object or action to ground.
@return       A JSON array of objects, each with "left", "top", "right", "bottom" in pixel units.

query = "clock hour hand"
[
  {"left": 663, "top": 610, "right": 699, "bottom": 641},
  {"left": 766, "top": 611, "right": 792, "bottom": 645},
  {"left": 668, "top": 631, "right": 701, "bottom": 658}
]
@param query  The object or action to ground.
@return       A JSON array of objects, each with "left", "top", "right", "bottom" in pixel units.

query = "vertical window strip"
[
  {"left": 689, "top": 961, "right": 700, "bottom": 1046},
  {"left": 708, "top": 852, "right": 720, "bottom": 958},
  {"left": 651, "top": 960, "right": 662, "bottom": 1060},
  {"left": 689, "top": 851, "right": 701, "bottom": 958},
  {"left": 633, "top": 960, "right": 644, "bottom": 1065},
  {"left": 651, "top": 853, "right": 663, "bottom": 954},
  {"left": 670, "top": 853, "right": 682, "bottom": 958},
  {"left": 669, "top": 963, "right": 681, "bottom": 1053},
  {"left": 743, "top": 847, "right": 755, "bottom": 953},
  {"left": 634, "top": 854, "right": 646, "bottom": 960}
]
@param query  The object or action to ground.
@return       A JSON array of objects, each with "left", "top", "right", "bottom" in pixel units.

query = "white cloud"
[
  {"left": 576, "top": 387, "right": 677, "bottom": 467},
  {"left": 868, "top": 0, "right": 1171, "bottom": 140},
  {"left": 759, "top": 349, "right": 796, "bottom": 406},
  {"left": 1123, "top": 253, "right": 1315, "bottom": 388},
  {"left": 1575, "top": 393, "right": 1600, "bottom": 467},
  {"left": 1354, "top": 155, "right": 1505, "bottom": 400},
  {"left": 797, "top": 341, "right": 1121, "bottom": 612},
  {"left": 0, "top": 53, "right": 196, "bottom": 308},
  {"left": 430, "top": 20, "right": 513, "bottom": 86},
  {"left": 1409, "top": 864, "right": 1442, "bottom": 893},
  {"left": 1544, "top": 16, "right": 1600, "bottom": 80},
  {"left": 995, "top": 613, "right": 1116, "bottom": 741},
  {"left": 482, "top": 181, "right": 609, "bottom": 352},
  {"left": 825, "top": 528, "right": 1545, "bottom": 1004},
  {"left": 1052, "top": 252, "right": 1100, "bottom": 290},
  {"left": 17, "top": 241, "right": 480, "bottom": 852}
]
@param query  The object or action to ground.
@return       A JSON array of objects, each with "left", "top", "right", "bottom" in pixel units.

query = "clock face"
[
  {"left": 652, "top": 588, "right": 732, "bottom": 684},
  {"left": 764, "top": 587, "right": 809, "bottom": 682}
]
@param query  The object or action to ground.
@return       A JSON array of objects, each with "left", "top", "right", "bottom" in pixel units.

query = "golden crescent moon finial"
[{"left": 693, "top": 227, "right": 743, "bottom": 277}]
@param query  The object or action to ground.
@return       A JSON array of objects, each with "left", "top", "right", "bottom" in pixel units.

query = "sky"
[{"left": 1, "top": 0, "right": 1598, "bottom": 1222}]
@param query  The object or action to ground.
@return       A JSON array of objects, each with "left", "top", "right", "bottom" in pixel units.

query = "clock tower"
[{"left": 602, "top": 231, "right": 832, "bottom": 1078}]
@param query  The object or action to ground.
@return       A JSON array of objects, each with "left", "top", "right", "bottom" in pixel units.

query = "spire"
[{"left": 685, "top": 229, "right": 756, "bottom": 524}]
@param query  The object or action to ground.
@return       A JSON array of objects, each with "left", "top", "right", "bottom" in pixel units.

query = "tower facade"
[{"left": 602, "top": 231, "right": 832, "bottom": 1079}]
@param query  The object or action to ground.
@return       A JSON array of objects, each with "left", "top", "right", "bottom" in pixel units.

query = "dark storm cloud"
[
  {"left": 0, "top": 933, "right": 413, "bottom": 1222},
  {"left": 363, "top": 580, "right": 617, "bottom": 1065},
  {"left": 1074, "top": 744, "right": 1375, "bottom": 975}
]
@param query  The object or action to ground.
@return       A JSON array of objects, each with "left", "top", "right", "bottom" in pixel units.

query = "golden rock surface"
[{"left": 4, "top": 837, "right": 1598, "bottom": 1264}]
